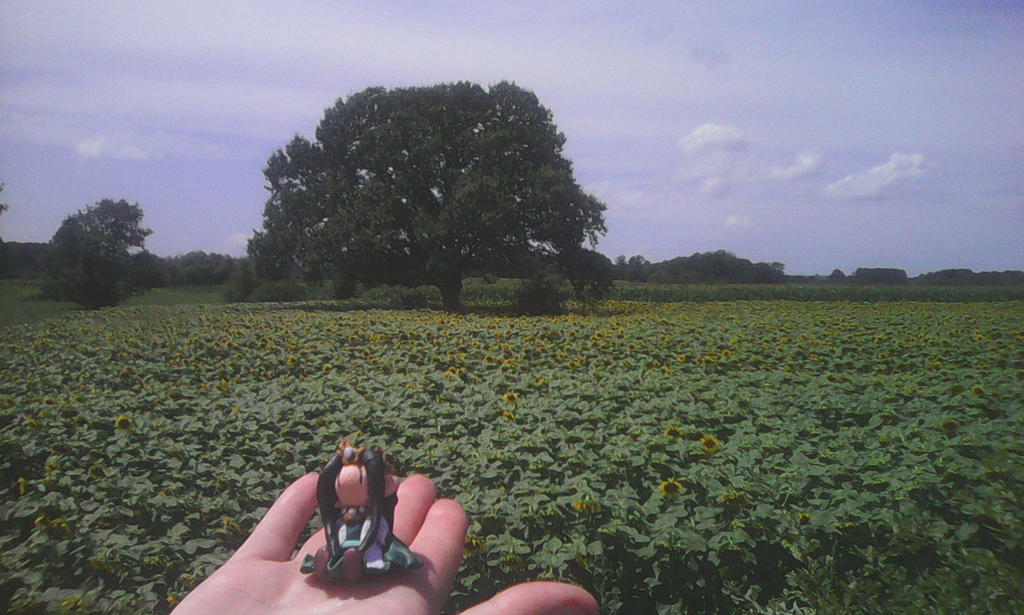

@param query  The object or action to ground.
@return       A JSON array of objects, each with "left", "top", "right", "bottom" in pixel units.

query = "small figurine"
[{"left": 300, "top": 441, "right": 423, "bottom": 581}]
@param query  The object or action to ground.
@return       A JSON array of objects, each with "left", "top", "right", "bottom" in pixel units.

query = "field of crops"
[{"left": 2, "top": 300, "right": 1022, "bottom": 614}]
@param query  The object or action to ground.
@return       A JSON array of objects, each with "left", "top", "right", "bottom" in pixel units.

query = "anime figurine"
[{"left": 300, "top": 441, "right": 423, "bottom": 581}]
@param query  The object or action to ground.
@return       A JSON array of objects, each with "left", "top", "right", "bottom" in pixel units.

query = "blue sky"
[{"left": 1, "top": 0, "right": 1021, "bottom": 275}]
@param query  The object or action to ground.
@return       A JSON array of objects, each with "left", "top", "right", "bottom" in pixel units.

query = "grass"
[
  {"left": 0, "top": 280, "right": 225, "bottom": 328},
  {"left": 124, "top": 285, "right": 227, "bottom": 306},
  {"left": 0, "top": 279, "right": 78, "bottom": 328},
  {"left": 3, "top": 277, "right": 1022, "bottom": 330}
]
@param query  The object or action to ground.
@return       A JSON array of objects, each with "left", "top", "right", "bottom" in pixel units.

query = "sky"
[{"left": 1, "top": 0, "right": 1021, "bottom": 275}]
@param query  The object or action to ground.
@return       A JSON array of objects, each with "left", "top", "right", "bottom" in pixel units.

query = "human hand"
[{"left": 171, "top": 473, "right": 598, "bottom": 615}]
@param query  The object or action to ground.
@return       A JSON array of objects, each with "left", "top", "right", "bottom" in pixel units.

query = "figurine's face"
[{"left": 335, "top": 463, "right": 370, "bottom": 507}]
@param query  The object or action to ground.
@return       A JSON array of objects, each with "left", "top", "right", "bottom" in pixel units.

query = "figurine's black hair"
[
  {"left": 317, "top": 453, "right": 344, "bottom": 558},
  {"left": 361, "top": 448, "right": 385, "bottom": 551}
]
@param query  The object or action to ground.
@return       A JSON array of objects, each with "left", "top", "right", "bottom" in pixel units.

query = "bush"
[
  {"left": 223, "top": 261, "right": 257, "bottom": 302},
  {"left": 355, "top": 285, "right": 437, "bottom": 309},
  {"left": 516, "top": 272, "right": 568, "bottom": 315},
  {"left": 247, "top": 279, "right": 307, "bottom": 303},
  {"left": 399, "top": 290, "right": 430, "bottom": 309},
  {"left": 329, "top": 276, "right": 357, "bottom": 300}
]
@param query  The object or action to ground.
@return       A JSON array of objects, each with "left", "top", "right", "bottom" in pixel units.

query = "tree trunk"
[{"left": 438, "top": 277, "right": 463, "bottom": 313}]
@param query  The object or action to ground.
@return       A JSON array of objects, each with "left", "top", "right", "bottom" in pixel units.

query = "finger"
[
  {"left": 232, "top": 473, "right": 319, "bottom": 562},
  {"left": 393, "top": 474, "right": 437, "bottom": 544},
  {"left": 409, "top": 498, "right": 467, "bottom": 608},
  {"left": 458, "top": 582, "right": 600, "bottom": 615}
]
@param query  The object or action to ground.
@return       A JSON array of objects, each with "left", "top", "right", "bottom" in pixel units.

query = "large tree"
[
  {"left": 250, "top": 81, "right": 606, "bottom": 312},
  {"left": 45, "top": 198, "right": 152, "bottom": 308}
]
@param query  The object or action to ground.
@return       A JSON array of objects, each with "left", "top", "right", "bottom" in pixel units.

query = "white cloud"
[
  {"left": 675, "top": 124, "right": 749, "bottom": 196},
  {"left": 700, "top": 177, "right": 728, "bottom": 196},
  {"left": 678, "top": 124, "right": 747, "bottom": 154},
  {"left": 74, "top": 135, "right": 150, "bottom": 160},
  {"left": 0, "top": 108, "right": 257, "bottom": 161},
  {"left": 769, "top": 151, "right": 821, "bottom": 179},
  {"left": 824, "top": 153, "right": 931, "bottom": 199},
  {"left": 724, "top": 215, "right": 752, "bottom": 227},
  {"left": 74, "top": 136, "right": 105, "bottom": 158},
  {"left": 676, "top": 124, "right": 821, "bottom": 197}
]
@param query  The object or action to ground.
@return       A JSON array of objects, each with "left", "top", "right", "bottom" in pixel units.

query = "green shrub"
[
  {"left": 355, "top": 285, "right": 437, "bottom": 309},
  {"left": 516, "top": 272, "right": 568, "bottom": 315},
  {"left": 399, "top": 290, "right": 430, "bottom": 309},
  {"left": 247, "top": 279, "right": 307, "bottom": 302},
  {"left": 223, "top": 262, "right": 257, "bottom": 303},
  {"left": 330, "top": 276, "right": 357, "bottom": 300}
]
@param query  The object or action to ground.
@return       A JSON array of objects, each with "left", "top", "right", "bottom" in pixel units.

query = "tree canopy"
[
  {"left": 45, "top": 198, "right": 152, "bottom": 308},
  {"left": 249, "top": 81, "right": 606, "bottom": 311}
]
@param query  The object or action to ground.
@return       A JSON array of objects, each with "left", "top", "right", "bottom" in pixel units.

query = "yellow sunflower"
[
  {"left": 700, "top": 434, "right": 721, "bottom": 454},
  {"left": 659, "top": 479, "right": 684, "bottom": 498}
]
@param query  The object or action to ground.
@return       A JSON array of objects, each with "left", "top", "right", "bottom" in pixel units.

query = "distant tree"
[
  {"left": 45, "top": 199, "right": 152, "bottom": 308},
  {"left": 829, "top": 268, "right": 846, "bottom": 281},
  {"left": 250, "top": 81, "right": 606, "bottom": 312},
  {"left": 124, "top": 251, "right": 166, "bottom": 291},
  {"left": 612, "top": 255, "right": 626, "bottom": 279},
  {"left": 615, "top": 255, "right": 650, "bottom": 282},
  {"left": 6, "top": 238, "right": 164, "bottom": 283},
  {"left": 224, "top": 258, "right": 258, "bottom": 302},
  {"left": 913, "top": 268, "right": 1024, "bottom": 286},
  {"left": 916, "top": 269, "right": 973, "bottom": 285},
  {"left": 2, "top": 242, "right": 47, "bottom": 278},
  {"left": 853, "top": 268, "right": 908, "bottom": 285},
  {"left": 647, "top": 250, "right": 785, "bottom": 284},
  {"left": 165, "top": 251, "right": 235, "bottom": 285}
]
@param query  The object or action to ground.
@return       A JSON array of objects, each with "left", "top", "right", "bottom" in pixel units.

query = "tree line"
[
  {"left": 7, "top": 221, "right": 1020, "bottom": 310},
  {"left": 3, "top": 240, "right": 238, "bottom": 286},
  {"left": 610, "top": 252, "right": 1024, "bottom": 287},
  {"left": 611, "top": 252, "right": 786, "bottom": 284}
]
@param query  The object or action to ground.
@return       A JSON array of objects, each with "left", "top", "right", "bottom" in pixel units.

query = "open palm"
[{"left": 171, "top": 474, "right": 597, "bottom": 615}]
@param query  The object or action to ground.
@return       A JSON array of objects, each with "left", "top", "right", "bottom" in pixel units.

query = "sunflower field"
[{"left": 1, "top": 300, "right": 1022, "bottom": 614}]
